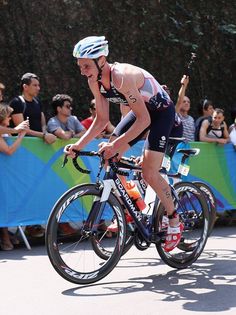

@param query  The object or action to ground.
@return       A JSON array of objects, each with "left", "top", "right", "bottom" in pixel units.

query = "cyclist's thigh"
[
  {"left": 112, "top": 110, "right": 149, "bottom": 146},
  {"left": 144, "top": 103, "right": 175, "bottom": 152}
]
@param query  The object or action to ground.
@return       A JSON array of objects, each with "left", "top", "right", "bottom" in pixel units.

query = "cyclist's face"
[{"left": 78, "top": 59, "right": 98, "bottom": 81}]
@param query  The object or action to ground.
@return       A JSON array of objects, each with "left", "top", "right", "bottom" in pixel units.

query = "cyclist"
[{"left": 66, "top": 36, "right": 183, "bottom": 251}]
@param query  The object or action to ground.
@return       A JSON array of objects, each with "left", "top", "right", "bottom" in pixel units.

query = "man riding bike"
[{"left": 66, "top": 36, "right": 183, "bottom": 251}]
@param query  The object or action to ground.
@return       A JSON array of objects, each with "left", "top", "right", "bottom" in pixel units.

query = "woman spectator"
[
  {"left": 199, "top": 108, "right": 229, "bottom": 144},
  {"left": 0, "top": 103, "right": 28, "bottom": 250}
]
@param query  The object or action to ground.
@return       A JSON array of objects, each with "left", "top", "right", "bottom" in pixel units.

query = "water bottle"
[{"left": 125, "top": 180, "right": 146, "bottom": 211}]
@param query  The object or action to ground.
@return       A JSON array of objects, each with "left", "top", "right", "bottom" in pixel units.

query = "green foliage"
[{"left": 0, "top": 0, "right": 235, "bottom": 124}]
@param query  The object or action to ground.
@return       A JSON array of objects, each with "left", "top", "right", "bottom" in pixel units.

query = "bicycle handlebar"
[{"left": 62, "top": 149, "right": 141, "bottom": 176}]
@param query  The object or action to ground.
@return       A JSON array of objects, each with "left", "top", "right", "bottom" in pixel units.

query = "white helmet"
[{"left": 73, "top": 36, "right": 109, "bottom": 59}]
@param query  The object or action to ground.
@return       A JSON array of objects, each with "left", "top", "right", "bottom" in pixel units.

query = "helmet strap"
[{"left": 94, "top": 58, "right": 103, "bottom": 81}]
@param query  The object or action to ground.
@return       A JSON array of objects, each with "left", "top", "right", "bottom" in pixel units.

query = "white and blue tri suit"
[{"left": 99, "top": 63, "right": 181, "bottom": 152}]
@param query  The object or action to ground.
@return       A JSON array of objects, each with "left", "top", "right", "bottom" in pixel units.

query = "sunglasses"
[{"left": 64, "top": 104, "right": 73, "bottom": 109}]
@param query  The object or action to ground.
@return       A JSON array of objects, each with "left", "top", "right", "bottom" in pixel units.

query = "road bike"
[{"left": 46, "top": 150, "right": 209, "bottom": 285}]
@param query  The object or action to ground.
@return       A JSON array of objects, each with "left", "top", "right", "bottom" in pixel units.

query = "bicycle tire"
[
  {"left": 91, "top": 215, "right": 135, "bottom": 260},
  {"left": 193, "top": 181, "right": 216, "bottom": 236},
  {"left": 155, "top": 182, "right": 209, "bottom": 269},
  {"left": 46, "top": 183, "right": 127, "bottom": 285}
]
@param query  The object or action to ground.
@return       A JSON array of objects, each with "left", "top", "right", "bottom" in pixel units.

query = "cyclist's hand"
[
  {"left": 98, "top": 141, "right": 116, "bottom": 159},
  {"left": 64, "top": 144, "right": 78, "bottom": 158}
]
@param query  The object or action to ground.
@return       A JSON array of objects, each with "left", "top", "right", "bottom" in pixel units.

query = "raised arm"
[{"left": 175, "top": 75, "right": 189, "bottom": 113}]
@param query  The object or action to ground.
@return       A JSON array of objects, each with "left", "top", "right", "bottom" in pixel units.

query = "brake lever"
[{"left": 62, "top": 154, "right": 68, "bottom": 168}]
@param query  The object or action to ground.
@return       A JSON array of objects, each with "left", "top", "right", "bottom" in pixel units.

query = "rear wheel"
[
  {"left": 193, "top": 181, "right": 216, "bottom": 235},
  {"left": 46, "top": 183, "right": 126, "bottom": 285},
  {"left": 155, "top": 182, "right": 209, "bottom": 269}
]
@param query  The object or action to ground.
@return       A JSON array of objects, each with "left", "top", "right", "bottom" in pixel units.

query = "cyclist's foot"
[
  {"left": 161, "top": 215, "right": 169, "bottom": 230},
  {"left": 163, "top": 222, "right": 184, "bottom": 252}
]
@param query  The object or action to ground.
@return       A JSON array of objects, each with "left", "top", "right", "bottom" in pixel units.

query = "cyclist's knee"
[{"left": 142, "top": 167, "right": 155, "bottom": 184}]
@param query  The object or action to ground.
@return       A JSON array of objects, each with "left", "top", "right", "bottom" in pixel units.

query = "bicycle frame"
[{"left": 86, "top": 166, "right": 155, "bottom": 242}]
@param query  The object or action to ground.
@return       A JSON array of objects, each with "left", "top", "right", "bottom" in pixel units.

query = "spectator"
[
  {"left": 47, "top": 94, "right": 86, "bottom": 236},
  {"left": 0, "top": 121, "right": 29, "bottom": 136},
  {"left": 0, "top": 103, "right": 27, "bottom": 250},
  {"left": 194, "top": 99, "right": 214, "bottom": 141},
  {"left": 10, "top": 72, "right": 56, "bottom": 144},
  {"left": 175, "top": 75, "right": 195, "bottom": 141},
  {"left": 47, "top": 94, "right": 86, "bottom": 139},
  {"left": 229, "top": 107, "right": 236, "bottom": 148},
  {"left": 81, "top": 99, "right": 115, "bottom": 138},
  {"left": 0, "top": 82, "right": 6, "bottom": 102},
  {"left": 10, "top": 72, "right": 56, "bottom": 238},
  {"left": 0, "top": 82, "right": 29, "bottom": 134},
  {"left": 199, "top": 108, "right": 229, "bottom": 144}
]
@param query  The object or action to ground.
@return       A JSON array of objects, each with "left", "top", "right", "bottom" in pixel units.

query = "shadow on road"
[{"left": 62, "top": 247, "right": 236, "bottom": 313}]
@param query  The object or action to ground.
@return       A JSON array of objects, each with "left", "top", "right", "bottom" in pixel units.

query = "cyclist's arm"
[
  {"left": 70, "top": 81, "right": 110, "bottom": 151},
  {"left": 104, "top": 121, "right": 115, "bottom": 134},
  {"left": 120, "top": 103, "right": 131, "bottom": 119},
  {"left": 112, "top": 67, "right": 150, "bottom": 149}
]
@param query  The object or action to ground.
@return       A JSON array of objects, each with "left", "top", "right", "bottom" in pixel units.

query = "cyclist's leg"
[
  {"left": 106, "top": 111, "right": 148, "bottom": 231},
  {"left": 142, "top": 103, "right": 183, "bottom": 251}
]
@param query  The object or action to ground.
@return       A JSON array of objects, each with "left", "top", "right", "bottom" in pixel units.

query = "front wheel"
[
  {"left": 46, "top": 183, "right": 126, "bottom": 285},
  {"left": 155, "top": 182, "right": 209, "bottom": 269}
]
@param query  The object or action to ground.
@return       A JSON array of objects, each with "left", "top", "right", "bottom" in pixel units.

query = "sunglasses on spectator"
[{"left": 64, "top": 104, "right": 73, "bottom": 109}]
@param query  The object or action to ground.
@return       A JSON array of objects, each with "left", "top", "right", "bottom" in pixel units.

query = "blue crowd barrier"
[{"left": 0, "top": 137, "right": 235, "bottom": 227}]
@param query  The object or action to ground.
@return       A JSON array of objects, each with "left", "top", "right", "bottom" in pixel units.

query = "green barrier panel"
[{"left": 0, "top": 138, "right": 235, "bottom": 227}]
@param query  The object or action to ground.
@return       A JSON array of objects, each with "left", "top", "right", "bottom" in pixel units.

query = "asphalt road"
[{"left": 1, "top": 225, "right": 236, "bottom": 315}]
